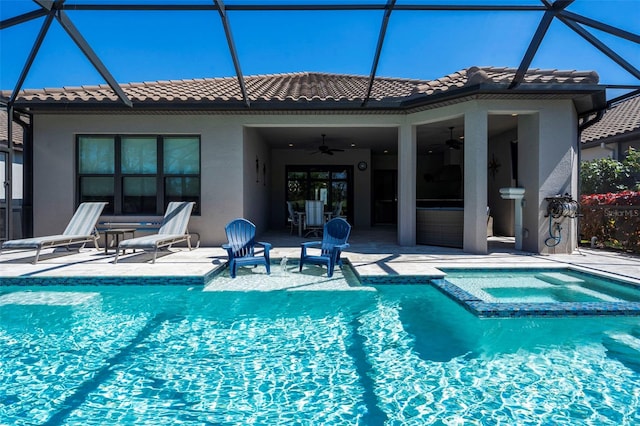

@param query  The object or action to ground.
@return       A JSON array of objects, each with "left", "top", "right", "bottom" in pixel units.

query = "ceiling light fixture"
[{"left": 445, "top": 126, "right": 462, "bottom": 150}]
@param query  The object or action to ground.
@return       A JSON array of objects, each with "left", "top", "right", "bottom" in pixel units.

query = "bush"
[
  {"left": 581, "top": 147, "right": 640, "bottom": 194},
  {"left": 580, "top": 191, "right": 640, "bottom": 252}
]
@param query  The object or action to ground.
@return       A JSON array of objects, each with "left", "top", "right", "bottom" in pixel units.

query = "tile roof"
[
  {"left": 581, "top": 93, "right": 640, "bottom": 143},
  {"left": 2, "top": 66, "right": 600, "bottom": 108},
  {"left": 0, "top": 109, "right": 23, "bottom": 146}
]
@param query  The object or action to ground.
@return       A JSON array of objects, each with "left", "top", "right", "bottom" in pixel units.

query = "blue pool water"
[
  {"left": 1, "top": 280, "right": 639, "bottom": 425},
  {"left": 439, "top": 268, "right": 640, "bottom": 317}
]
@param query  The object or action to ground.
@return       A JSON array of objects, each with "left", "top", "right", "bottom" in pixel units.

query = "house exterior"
[
  {"left": 3, "top": 66, "right": 606, "bottom": 254},
  {"left": 581, "top": 93, "right": 640, "bottom": 162}
]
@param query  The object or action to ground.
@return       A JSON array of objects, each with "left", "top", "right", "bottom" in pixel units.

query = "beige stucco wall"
[
  {"left": 407, "top": 98, "right": 579, "bottom": 253},
  {"left": 242, "top": 127, "right": 271, "bottom": 235},
  {"left": 32, "top": 113, "right": 398, "bottom": 246},
  {"left": 32, "top": 114, "right": 245, "bottom": 246},
  {"left": 30, "top": 98, "right": 580, "bottom": 253},
  {"left": 515, "top": 101, "right": 579, "bottom": 254}
]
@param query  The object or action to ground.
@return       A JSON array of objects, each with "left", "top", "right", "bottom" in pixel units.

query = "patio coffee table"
[{"left": 103, "top": 229, "right": 136, "bottom": 254}]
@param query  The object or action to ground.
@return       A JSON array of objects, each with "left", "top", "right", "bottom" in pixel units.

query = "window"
[{"left": 77, "top": 135, "right": 200, "bottom": 215}]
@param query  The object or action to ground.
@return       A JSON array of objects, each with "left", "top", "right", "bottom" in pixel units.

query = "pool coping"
[{"left": 2, "top": 254, "right": 640, "bottom": 317}]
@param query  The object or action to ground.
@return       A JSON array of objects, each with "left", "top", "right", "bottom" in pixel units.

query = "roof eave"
[
  {"left": 401, "top": 83, "right": 607, "bottom": 115},
  {"left": 581, "top": 128, "right": 640, "bottom": 146},
  {"left": 8, "top": 83, "right": 607, "bottom": 115}
]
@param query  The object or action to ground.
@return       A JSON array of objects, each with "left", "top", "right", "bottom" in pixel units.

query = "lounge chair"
[
  {"left": 0, "top": 202, "right": 107, "bottom": 264},
  {"left": 113, "top": 201, "right": 195, "bottom": 264},
  {"left": 299, "top": 217, "right": 351, "bottom": 277},
  {"left": 223, "top": 218, "right": 271, "bottom": 278}
]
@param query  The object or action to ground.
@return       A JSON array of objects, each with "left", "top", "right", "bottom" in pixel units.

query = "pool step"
[
  {"left": 536, "top": 272, "right": 585, "bottom": 286},
  {"left": 603, "top": 331, "right": 640, "bottom": 373}
]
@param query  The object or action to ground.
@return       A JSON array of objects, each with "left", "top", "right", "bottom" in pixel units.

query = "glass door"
[
  {"left": 373, "top": 169, "right": 397, "bottom": 224},
  {"left": 286, "top": 165, "right": 353, "bottom": 224},
  {"left": 0, "top": 151, "right": 8, "bottom": 242}
]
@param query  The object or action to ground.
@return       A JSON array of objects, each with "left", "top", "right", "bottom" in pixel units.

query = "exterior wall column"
[
  {"left": 463, "top": 106, "right": 488, "bottom": 254},
  {"left": 397, "top": 124, "right": 416, "bottom": 246},
  {"left": 519, "top": 102, "right": 578, "bottom": 254}
]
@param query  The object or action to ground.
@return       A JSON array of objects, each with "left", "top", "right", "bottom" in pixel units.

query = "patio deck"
[{"left": 0, "top": 226, "right": 638, "bottom": 286}]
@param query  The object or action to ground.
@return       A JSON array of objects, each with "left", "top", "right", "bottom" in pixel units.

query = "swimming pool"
[{"left": 1, "top": 278, "right": 639, "bottom": 424}]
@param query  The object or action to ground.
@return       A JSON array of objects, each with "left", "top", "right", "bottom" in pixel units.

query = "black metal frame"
[
  {"left": 0, "top": 1, "right": 638, "bottom": 241},
  {"left": 1, "top": 1, "right": 638, "bottom": 109}
]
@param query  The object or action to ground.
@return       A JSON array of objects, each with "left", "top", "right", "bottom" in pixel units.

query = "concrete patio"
[{"left": 0, "top": 227, "right": 638, "bottom": 287}]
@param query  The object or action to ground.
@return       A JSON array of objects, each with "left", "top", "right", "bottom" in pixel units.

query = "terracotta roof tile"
[
  {"left": 581, "top": 94, "right": 640, "bottom": 143},
  {"left": 2, "top": 66, "right": 600, "bottom": 107}
]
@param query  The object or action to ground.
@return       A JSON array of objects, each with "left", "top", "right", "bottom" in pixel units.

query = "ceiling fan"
[
  {"left": 313, "top": 134, "right": 344, "bottom": 155},
  {"left": 445, "top": 126, "right": 463, "bottom": 150}
]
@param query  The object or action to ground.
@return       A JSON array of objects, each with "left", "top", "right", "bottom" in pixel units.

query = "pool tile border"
[
  {"left": 358, "top": 267, "right": 640, "bottom": 317},
  {"left": 430, "top": 268, "right": 640, "bottom": 318},
  {"left": 0, "top": 275, "right": 206, "bottom": 287}
]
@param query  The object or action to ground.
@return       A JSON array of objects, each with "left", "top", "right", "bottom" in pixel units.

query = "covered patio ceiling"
[{"left": 255, "top": 113, "right": 516, "bottom": 155}]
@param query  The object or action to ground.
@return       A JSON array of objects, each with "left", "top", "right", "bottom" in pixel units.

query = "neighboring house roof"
[
  {"left": 1, "top": 66, "right": 602, "bottom": 113},
  {"left": 0, "top": 109, "right": 24, "bottom": 147},
  {"left": 581, "top": 93, "right": 640, "bottom": 145}
]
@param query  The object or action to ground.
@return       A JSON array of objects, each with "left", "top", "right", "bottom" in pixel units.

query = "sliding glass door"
[
  {"left": 0, "top": 151, "right": 7, "bottom": 242},
  {"left": 286, "top": 165, "right": 353, "bottom": 224}
]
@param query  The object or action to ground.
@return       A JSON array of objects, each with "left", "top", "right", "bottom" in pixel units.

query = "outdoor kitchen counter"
[{"left": 416, "top": 207, "right": 463, "bottom": 248}]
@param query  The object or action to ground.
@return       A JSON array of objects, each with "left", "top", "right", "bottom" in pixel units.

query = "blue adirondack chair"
[
  {"left": 299, "top": 217, "right": 351, "bottom": 277},
  {"left": 223, "top": 218, "right": 272, "bottom": 278}
]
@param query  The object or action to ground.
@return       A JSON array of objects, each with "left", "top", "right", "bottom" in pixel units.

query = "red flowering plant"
[{"left": 580, "top": 191, "right": 640, "bottom": 252}]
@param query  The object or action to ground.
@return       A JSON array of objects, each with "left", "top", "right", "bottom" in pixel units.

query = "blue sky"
[{"left": 1, "top": 0, "right": 638, "bottom": 99}]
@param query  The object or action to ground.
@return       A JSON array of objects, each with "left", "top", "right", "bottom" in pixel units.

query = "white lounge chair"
[
  {"left": 113, "top": 201, "right": 195, "bottom": 264},
  {"left": 1, "top": 202, "right": 107, "bottom": 264}
]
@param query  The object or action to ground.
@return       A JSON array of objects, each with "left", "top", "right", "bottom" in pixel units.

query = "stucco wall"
[
  {"left": 242, "top": 127, "right": 271, "bottom": 236},
  {"left": 516, "top": 102, "right": 579, "bottom": 254},
  {"left": 32, "top": 114, "right": 245, "bottom": 246},
  {"left": 29, "top": 98, "right": 581, "bottom": 253}
]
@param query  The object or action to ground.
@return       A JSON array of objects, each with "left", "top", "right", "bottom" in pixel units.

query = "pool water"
[
  {"left": 443, "top": 269, "right": 640, "bottom": 304},
  {"left": 1, "top": 282, "right": 639, "bottom": 425}
]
